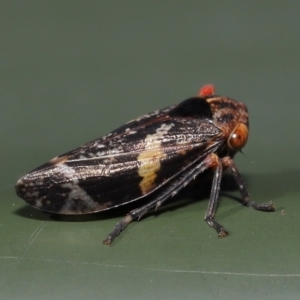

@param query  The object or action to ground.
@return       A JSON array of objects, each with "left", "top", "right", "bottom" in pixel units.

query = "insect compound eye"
[{"left": 228, "top": 123, "right": 248, "bottom": 151}]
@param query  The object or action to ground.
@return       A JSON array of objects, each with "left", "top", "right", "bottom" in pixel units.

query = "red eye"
[{"left": 228, "top": 123, "right": 248, "bottom": 150}]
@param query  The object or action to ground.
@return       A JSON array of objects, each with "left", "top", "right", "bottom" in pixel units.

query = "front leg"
[
  {"left": 203, "top": 154, "right": 275, "bottom": 238},
  {"left": 222, "top": 157, "right": 275, "bottom": 211},
  {"left": 203, "top": 154, "right": 228, "bottom": 237}
]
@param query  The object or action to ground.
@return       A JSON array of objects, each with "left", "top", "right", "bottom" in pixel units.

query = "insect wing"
[{"left": 16, "top": 98, "right": 223, "bottom": 215}]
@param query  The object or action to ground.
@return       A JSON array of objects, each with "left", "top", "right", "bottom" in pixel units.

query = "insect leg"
[
  {"left": 222, "top": 157, "right": 274, "bottom": 211},
  {"left": 203, "top": 154, "right": 228, "bottom": 237},
  {"left": 104, "top": 153, "right": 266, "bottom": 244},
  {"left": 102, "top": 214, "right": 134, "bottom": 245},
  {"left": 103, "top": 157, "right": 212, "bottom": 245},
  {"left": 133, "top": 153, "right": 228, "bottom": 237}
]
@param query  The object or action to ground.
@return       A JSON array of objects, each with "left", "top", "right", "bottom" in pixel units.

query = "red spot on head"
[{"left": 198, "top": 84, "right": 215, "bottom": 97}]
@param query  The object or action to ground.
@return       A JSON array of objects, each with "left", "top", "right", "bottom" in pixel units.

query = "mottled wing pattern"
[{"left": 17, "top": 97, "right": 224, "bottom": 214}]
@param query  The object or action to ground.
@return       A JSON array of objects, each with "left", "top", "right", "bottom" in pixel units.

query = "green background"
[{"left": 1, "top": 2, "right": 300, "bottom": 299}]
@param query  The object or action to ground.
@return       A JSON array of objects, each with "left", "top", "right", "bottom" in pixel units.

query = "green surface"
[{"left": 1, "top": 2, "right": 300, "bottom": 299}]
